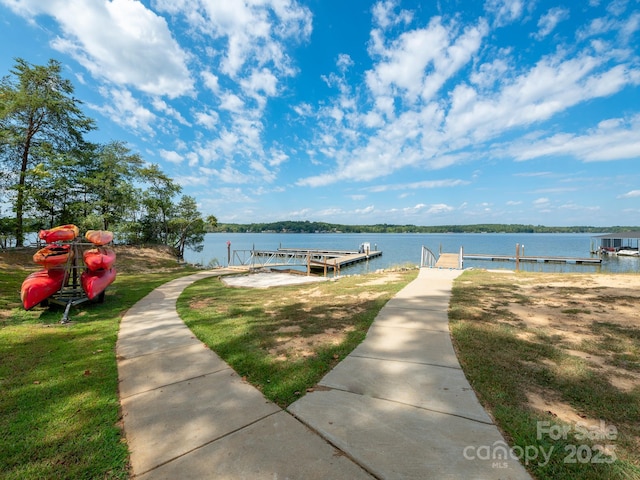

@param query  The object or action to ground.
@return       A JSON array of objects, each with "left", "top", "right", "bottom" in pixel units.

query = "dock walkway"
[
  {"left": 434, "top": 253, "right": 460, "bottom": 269},
  {"left": 235, "top": 247, "right": 382, "bottom": 272},
  {"left": 464, "top": 253, "right": 601, "bottom": 264}
]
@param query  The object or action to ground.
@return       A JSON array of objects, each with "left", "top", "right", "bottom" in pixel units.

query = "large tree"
[
  {"left": 79, "top": 141, "right": 144, "bottom": 231},
  {"left": 139, "top": 164, "right": 182, "bottom": 244},
  {"left": 169, "top": 195, "right": 217, "bottom": 258},
  {"left": 0, "top": 58, "right": 95, "bottom": 246}
]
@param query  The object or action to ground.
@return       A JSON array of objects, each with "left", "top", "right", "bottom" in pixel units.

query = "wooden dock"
[
  {"left": 435, "top": 253, "right": 460, "bottom": 269},
  {"left": 309, "top": 250, "right": 382, "bottom": 271},
  {"left": 430, "top": 249, "right": 602, "bottom": 269},
  {"left": 233, "top": 247, "right": 382, "bottom": 274},
  {"left": 463, "top": 253, "right": 601, "bottom": 264}
]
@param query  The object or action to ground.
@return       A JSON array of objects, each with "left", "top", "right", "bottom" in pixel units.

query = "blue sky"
[{"left": 1, "top": 0, "right": 639, "bottom": 226}]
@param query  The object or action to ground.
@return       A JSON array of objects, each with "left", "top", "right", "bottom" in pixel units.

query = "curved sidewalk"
[{"left": 117, "top": 268, "right": 531, "bottom": 479}]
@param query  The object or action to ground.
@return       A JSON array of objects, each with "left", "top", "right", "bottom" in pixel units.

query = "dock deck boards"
[
  {"left": 241, "top": 248, "right": 382, "bottom": 271},
  {"left": 464, "top": 254, "right": 601, "bottom": 264},
  {"left": 309, "top": 250, "right": 382, "bottom": 269},
  {"left": 435, "top": 253, "right": 460, "bottom": 269}
]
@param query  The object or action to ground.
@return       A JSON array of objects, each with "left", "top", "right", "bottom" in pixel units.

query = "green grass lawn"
[
  {"left": 177, "top": 269, "right": 418, "bottom": 407},
  {"left": 4, "top": 253, "right": 639, "bottom": 480},
  {"left": 1, "top": 248, "right": 198, "bottom": 480},
  {"left": 449, "top": 269, "right": 640, "bottom": 480}
]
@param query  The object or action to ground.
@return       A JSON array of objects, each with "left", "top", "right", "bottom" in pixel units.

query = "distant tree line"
[
  {"left": 0, "top": 58, "right": 216, "bottom": 257},
  {"left": 215, "top": 221, "right": 638, "bottom": 234}
]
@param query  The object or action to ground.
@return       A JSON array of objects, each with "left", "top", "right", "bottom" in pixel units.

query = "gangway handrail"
[
  {"left": 420, "top": 246, "right": 437, "bottom": 268},
  {"left": 232, "top": 249, "right": 312, "bottom": 269}
]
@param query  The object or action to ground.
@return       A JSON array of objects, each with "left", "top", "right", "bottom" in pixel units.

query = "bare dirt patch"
[
  {"left": 356, "top": 272, "right": 403, "bottom": 286},
  {"left": 269, "top": 326, "right": 355, "bottom": 361},
  {"left": 477, "top": 272, "right": 640, "bottom": 417}
]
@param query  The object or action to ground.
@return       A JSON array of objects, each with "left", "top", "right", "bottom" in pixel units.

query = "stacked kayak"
[
  {"left": 85, "top": 230, "right": 114, "bottom": 246},
  {"left": 81, "top": 268, "right": 117, "bottom": 300},
  {"left": 83, "top": 247, "right": 116, "bottom": 271},
  {"left": 20, "top": 224, "right": 117, "bottom": 309},
  {"left": 21, "top": 268, "right": 67, "bottom": 310},
  {"left": 81, "top": 230, "right": 116, "bottom": 300},
  {"left": 39, "top": 224, "right": 79, "bottom": 243},
  {"left": 33, "top": 244, "right": 73, "bottom": 269}
]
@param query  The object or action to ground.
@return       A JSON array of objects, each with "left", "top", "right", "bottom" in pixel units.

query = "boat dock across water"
[
  {"left": 463, "top": 253, "right": 602, "bottom": 264},
  {"left": 231, "top": 244, "right": 382, "bottom": 275},
  {"left": 426, "top": 245, "right": 602, "bottom": 269}
]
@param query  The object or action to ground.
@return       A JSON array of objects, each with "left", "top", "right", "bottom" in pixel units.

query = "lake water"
[{"left": 184, "top": 232, "right": 639, "bottom": 274}]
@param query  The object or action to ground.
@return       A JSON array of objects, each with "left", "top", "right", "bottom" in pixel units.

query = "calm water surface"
[{"left": 184, "top": 233, "right": 639, "bottom": 274}]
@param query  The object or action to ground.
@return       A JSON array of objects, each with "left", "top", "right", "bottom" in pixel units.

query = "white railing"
[
  {"left": 420, "top": 246, "right": 437, "bottom": 267},
  {"left": 232, "top": 249, "right": 311, "bottom": 268}
]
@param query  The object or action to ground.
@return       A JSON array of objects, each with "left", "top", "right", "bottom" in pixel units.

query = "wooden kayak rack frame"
[{"left": 46, "top": 239, "right": 106, "bottom": 323}]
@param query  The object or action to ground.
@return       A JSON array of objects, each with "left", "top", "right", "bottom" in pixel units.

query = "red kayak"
[
  {"left": 39, "top": 224, "right": 79, "bottom": 243},
  {"left": 33, "top": 244, "right": 73, "bottom": 269},
  {"left": 21, "top": 268, "right": 67, "bottom": 310},
  {"left": 83, "top": 247, "right": 116, "bottom": 271},
  {"left": 85, "top": 230, "right": 114, "bottom": 246},
  {"left": 81, "top": 268, "right": 116, "bottom": 300}
]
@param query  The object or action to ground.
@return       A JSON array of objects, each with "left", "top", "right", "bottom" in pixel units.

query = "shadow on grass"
[
  {"left": 449, "top": 271, "right": 640, "bottom": 480},
  {"left": 178, "top": 272, "right": 416, "bottom": 407},
  {"left": 0, "top": 270, "right": 197, "bottom": 480}
]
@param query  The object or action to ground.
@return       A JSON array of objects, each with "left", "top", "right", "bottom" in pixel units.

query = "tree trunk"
[{"left": 15, "top": 141, "right": 31, "bottom": 247}]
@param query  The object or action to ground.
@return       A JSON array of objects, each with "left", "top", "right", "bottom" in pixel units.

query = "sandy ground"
[
  {"left": 221, "top": 271, "right": 329, "bottom": 288},
  {"left": 487, "top": 271, "right": 640, "bottom": 429}
]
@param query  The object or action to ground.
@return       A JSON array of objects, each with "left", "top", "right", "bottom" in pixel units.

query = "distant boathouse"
[{"left": 593, "top": 231, "right": 640, "bottom": 253}]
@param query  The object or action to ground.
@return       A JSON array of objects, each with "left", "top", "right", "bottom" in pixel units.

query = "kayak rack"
[{"left": 47, "top": 240, "right": 104, "bottom": 323}]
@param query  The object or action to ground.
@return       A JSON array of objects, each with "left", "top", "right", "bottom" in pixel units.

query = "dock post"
[
  {"left": 515, "top": 243, "right": 520, "bottom": 271},
  {"left": 307, "top": 254, "right": 310, "bottom": 276},
  {"left": 459, "top": 246, "right": 464, "bottom": 269}
]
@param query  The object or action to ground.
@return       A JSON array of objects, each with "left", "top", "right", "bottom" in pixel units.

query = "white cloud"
[
  {"left": 371, "top": 0, "right": 413, "bottom": 30},
  {"left": 240, "top": 68, "right": 279, "bottom": 102},
  {"left": 366, "top": 17, "right": 488, "bottom": 103},
  {"left": 159, "top": 149, "right": 183, "bottom": 164},
  {"left": 220, "top": 93, "right": 246, "bottom": 112},
  {"left": 445, "top": 50, "right": 638, "bottom": 143},
  {"left": 201, "top": 71, "right": 220, "bottom": 94},
  {"left": 534, "top": 7, "right": 570, "bottom": 40},
  {"left": 509, "top": 115, "right": 640, "bottom": 162},
  {"left": 293, "top": 102, "right": 313, "bottom": 116},
  {"left": 194, "top": 110, "right": 220, "bottom": 130},
  {"left": 367, "top": 179, "right": 469, "bottom": 192},
  {"left": 619, "top": 190, "right": 640, "bottom": 198},
  {"left": 152, "top": 98, "right": 190, "bottom": 126},
  {"left": 6, "top": 0, "right": 194, "bottom": 97},
  {"left": 470, "top": 56, "right": 510, "bottom": 89},
  {"left": 426, "top": 203, "right": 455, "bottom": 215},
  {"left": 89, "top": 87, "right": 155, "bottom": 134},
  {"left": 297, "top": 0, "right": 640, "bottom": 193},
  {"left": 355, "top": 205, "right": 375, "bottom": 215},
  {"left": 154, "top": 0, "right": 312, "bottom": 78},
  {"left": 268, "top": 149, "right": 289, "bottom": 167},
  {"left": 337, "top": 54, "right": 354, "bottom": 72},
  {"left": 484, "top": 0, "right": 524, "bottom": 27},
  {"left": 173, "top": 174, "right": 209, "bottom": 187}
]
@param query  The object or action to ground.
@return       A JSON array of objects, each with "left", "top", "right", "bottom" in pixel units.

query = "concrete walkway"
[{"left": 117, "top": 268, "right": 531, "bottom": 479}]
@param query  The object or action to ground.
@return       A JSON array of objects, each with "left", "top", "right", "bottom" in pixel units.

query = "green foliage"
[
  {"left": 0, "top": 58, "right": 215, "bottom": 252},
  {"left": 0, "top": 58, "right": 95, "bottom": 246},
  {"left": 0, "top": 257, "right": 198, "bottom": 479},
  {"left": 216, "top": 221, "right": 639, "bottom": 234}
]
